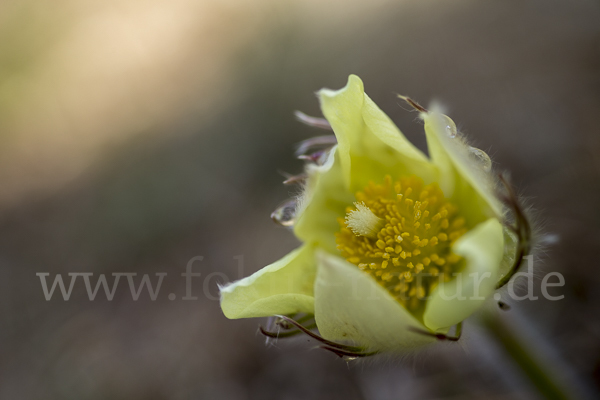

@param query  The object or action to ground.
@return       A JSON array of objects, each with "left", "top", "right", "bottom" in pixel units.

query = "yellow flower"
[{"left": 220, "top": 75, "right": 513, "bottom": 354}]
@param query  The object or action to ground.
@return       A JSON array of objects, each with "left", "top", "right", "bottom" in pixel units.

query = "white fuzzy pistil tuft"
[{"left": 345, "top": 202, "right": 383, "bottom": 239}]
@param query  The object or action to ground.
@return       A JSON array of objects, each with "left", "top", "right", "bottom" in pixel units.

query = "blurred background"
[{"left": 0, "top": 0, "right": 599, "bottom": 398}]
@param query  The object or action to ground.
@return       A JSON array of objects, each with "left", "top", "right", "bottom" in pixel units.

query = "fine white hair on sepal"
[
  {"left": 424, "top": 99, "right": 449, "bottom": 118},
  {"left": 345, "top": 202, "right": 383, "bottom": 239},
  {"left": 538, "top": 233, "right": 560, "bottom": 245}
]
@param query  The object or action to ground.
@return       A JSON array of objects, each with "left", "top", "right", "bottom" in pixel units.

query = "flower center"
[{"left": 335, "top": 175, "right": 468, "bottom": 313}]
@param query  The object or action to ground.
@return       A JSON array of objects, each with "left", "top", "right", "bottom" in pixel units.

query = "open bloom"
[{"left": 220, "top": 75, "right": 517, "bottom": 353}]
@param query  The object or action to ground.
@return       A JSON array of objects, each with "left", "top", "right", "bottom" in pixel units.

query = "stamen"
[{"left": 335, "top": 175, "right": 468, "bottom": 314}]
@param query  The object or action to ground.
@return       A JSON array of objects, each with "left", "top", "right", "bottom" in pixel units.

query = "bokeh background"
[{"left": 1, "top": 0, "right": 599, "bottom": 398}]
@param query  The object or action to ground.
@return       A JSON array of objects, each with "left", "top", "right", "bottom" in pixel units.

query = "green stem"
[{"left": 481, "top": 314, "right": 573, "bottom": 400}]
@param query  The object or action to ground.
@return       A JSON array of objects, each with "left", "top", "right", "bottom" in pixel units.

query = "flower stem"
[{"left": 481, "top": 313, "right": 574, "bottom": 400}]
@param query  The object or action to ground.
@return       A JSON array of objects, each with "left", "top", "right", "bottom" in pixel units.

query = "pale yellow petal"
[
  {"left": 293, "top": 147, "right": 354, "bottom": 253},
  {"left": 314, "top": 250, "right": 435, "bottom": 352},
  {"left": 220, "top": 244, "right": 316, "bottom": 319},
  {"left": 423, "top": 218, "right": 504, "bottom": 331},
  {"left": 318, "top": 75, "right": 436, "bottom": 192},
  {"left": 423, "top": 109, "right": 502, "bottom": 222}
]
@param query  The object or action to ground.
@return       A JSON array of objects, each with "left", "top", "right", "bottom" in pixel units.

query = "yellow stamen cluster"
[{"left": 335, "top": 175, "right": 468, "bottom": 312}]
